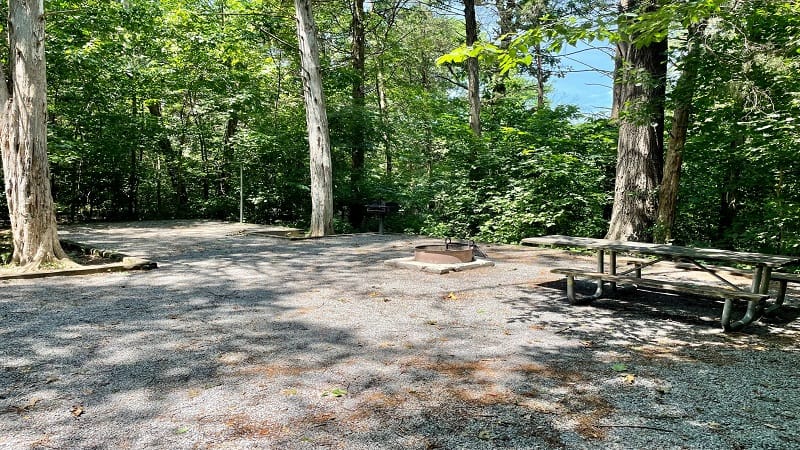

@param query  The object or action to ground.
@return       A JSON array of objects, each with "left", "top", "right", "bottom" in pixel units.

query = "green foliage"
[
  {"left": 669, "top": 0, "right": 800, "bottom": 255},
  {"left": 412, "top": 103, "right": 616, "bottom": 243},
  {"left": 19, "top": 0, "right": 798, "bottom": 257}
]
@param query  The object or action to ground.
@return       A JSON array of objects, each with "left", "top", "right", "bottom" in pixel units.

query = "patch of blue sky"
[{"left": 549, "top": 41, "right": 614, "bottom": 117}]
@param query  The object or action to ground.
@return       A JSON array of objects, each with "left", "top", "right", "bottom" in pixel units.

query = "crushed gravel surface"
[{"left": 1, "top": 220, "right": 799, "bottom": 449}]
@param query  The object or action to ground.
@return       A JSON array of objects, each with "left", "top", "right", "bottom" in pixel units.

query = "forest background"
[{"left": 1, "top": 0, "right": 798, "bottom": 255}]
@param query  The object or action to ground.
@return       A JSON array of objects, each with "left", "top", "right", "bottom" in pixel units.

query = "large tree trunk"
[
  {"left": 605, "top": 0, "right": 667, "bottom": 242},
  {"left": 464, "top": 0, "right": 481, "bottom": 136},
  {"left": 348, "top": 0, "right": 367, "bottom": 229},
  {"left": 654, "top": 23, "right": 704, "bottom": 244},
  {"left": 1, "top": 0, "right": 69, "bottom": 269},
  {"left": 295, "top": 0, "right": 334, "bottom": 237}
]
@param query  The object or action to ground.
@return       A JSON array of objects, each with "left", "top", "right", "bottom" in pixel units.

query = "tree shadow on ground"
[{"left": 2, "top": 222, "right": 799, "bottom": 449}]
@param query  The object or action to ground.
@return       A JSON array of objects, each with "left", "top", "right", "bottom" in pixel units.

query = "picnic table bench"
[{"left": 522, "top": 235, "right": 800, "bottom": 331}]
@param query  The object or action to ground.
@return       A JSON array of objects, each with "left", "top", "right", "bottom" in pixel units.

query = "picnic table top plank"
[{"left": 522, "top": 235, "right": 800, "bottom": 268}]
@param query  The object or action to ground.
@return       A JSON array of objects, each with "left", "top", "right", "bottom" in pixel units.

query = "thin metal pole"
[{"left": 239, "top": 163, "right": 244, "bottom": 223}]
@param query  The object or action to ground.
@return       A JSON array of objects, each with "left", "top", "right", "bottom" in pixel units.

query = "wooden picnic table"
[{"left": 521, "top": 235, "right": 800, "bottom": 331}]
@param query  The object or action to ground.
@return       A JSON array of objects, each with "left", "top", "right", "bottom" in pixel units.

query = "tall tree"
[
  {"left": 654, "top": 22, "right": 703, "bottom": 244},
  {"left": 1, "top": 0, "right": 69, "bottom": 268},
  {"left": 348, "top": 0, "right": 368, "bottom": 228},
  {"left": 294, "top": 0, "right": 334, "bottom": 236},
  {"left": 605, "top": 0, "right": 667, "bottom": 241},
  {"left": 463, "top": 0, "right": 481, "bottom": 136}
]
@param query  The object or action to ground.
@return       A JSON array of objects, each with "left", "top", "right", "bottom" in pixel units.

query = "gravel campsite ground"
[{"left": 1, "top": 220, "right": 799, "bottom": 449}]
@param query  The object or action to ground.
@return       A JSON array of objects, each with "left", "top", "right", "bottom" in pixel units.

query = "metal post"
[
  {"left": 594, "top": 250, "right": 605, "bottom": 297},
  {"left": 239, "top": 163, "right": 244, "bottom": 224}
]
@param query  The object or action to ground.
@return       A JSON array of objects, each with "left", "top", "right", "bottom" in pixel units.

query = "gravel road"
[{"left": 1, "top": 220, "right": 799, "bottom": 449}]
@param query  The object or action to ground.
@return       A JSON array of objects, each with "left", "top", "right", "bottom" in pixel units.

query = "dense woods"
[{"left": 2, "top": 0, "right": 799, "bottom": 258}]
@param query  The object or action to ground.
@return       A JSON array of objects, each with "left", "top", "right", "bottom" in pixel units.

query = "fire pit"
[
  {"left": 414, "top": 238, "right": 476, "bottom": 264},
  {"left": 384, "top": 238, "right": 493, "bottom": 274}
]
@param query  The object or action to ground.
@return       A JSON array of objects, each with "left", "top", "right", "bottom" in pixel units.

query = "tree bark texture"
[
  {"left": 348, "top": 0, "right": 367, "bottom": 228},
  {"left": 464, "top": 0, "right": 481, "bottom": 136},
  {"left": 611, "top": 43, "right": 624, "bottom": 120},
  {"left": 606, "top": 0, "right": 667, "bottom": 242},
  {"left": 1, "top": 0, "right": 68, "bottom": 268},
  {"left": 219, "top": 111, "right": 238, "bottom": 196},
  {"left": 654, "top": 23, "right": 703, "bottom": 244},
  {"left": 376, "top": 64, "right": 392, "bottom": 177},
  {"left": 294, "top": 0, "right": 334, "bottom": 236},
  {"left": 534, "top": 43, "right": 546, "bottom": 110}
]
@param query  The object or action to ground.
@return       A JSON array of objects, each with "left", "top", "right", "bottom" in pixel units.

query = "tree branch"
[{"left": 435, "top": 74, "right": 467, "bottom": 90}]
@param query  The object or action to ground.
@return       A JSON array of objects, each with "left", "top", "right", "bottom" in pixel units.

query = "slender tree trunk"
[
  {"left": 348, "top": 0, "right": 367, "bottom": 228},
  {"left": 376, "top": 64, "right": 392, "bottom": 177},
  {"left": 220, "top": 112, "right": 238, "bottom": 196},
  {"left": 464, "top": 0, "right": 481, "bottom": 136},
  {"left": 605, "top": 0, "right": 667, "bottom": 242},
  {"left": 159, "top": 137, "right": 187, "bottom": 214},
  {"left": 654, "top": 24, "right": 703, "bottom": 244},
  {"left": 610, "top": 42, "right": 626, "bottom": 121},
  {"left": 0, "top": 0, "right": 69, "bottom": 269},
  {"left": 197, "top": 120, "right": 209, "bottom": 201},
  {"left": 493, "top": 0, "right": 516, "bottom": 97},
  {"left": 534, "top": 43, "right": 546, "bottom": 110},
  {"left": 128, "top": 96, "right": 139, "bottom": 218},
  {"left": 295, "top": 0, "right": 333, "bottom": 236},
  {"left": 156, "top": 155, "right": 162, "bottom": 216}
]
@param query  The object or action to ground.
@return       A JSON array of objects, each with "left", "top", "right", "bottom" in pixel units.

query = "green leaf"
[
  {"left": 322, "top": 388, "right": 347, "bottom": 398},
  {"left": 611, "top": 363, "right": 628, "bottom": 372}
]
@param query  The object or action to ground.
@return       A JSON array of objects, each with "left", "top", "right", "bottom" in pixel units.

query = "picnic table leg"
[
  {"left": 764, "top": 280, "right": 788, "bottom": 317},
  {"left": 750, "top": 267, "right": 764, "bottom": 294},
  {"left": 749, "top": 266, "right": 772, "bottom": 319},
  {"left": 565, "top": 273, "right": 600, "bottom": 305},
  {"left": 593, "top": 250, "right": 606, "bottom": 298},
  {"left": 758, "top": 267, "right": 772, "bottom": 294},
  {"left": 721, "top": 296, "right": 761, "bottom": 332},
  {"left": 609, "top": 252, "right": 617, "bottom": 293}
]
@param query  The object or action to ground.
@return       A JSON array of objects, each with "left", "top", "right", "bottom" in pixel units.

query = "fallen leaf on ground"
[
  {"left": 71, "top": 405, "right": 84, "bottom": 418},
  {"left": 478, "top": 429, "right": 494, "bottom": 440},
  {"left": 189, "top": 388, "right": 205, "bottom": 399},
  {"left": 624, "top": 374, "right": 635, "bottom": 384}
]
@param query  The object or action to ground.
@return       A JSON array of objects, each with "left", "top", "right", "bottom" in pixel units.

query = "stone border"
[
  {"left": 0, "top": 240, "right": 157, "bottom": 280},
  {"left": 242, "top": 229, "right": 308, "bottom": 240},
  {"left": 384, "top": 256, "right": 495, "bottom": 274}
]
